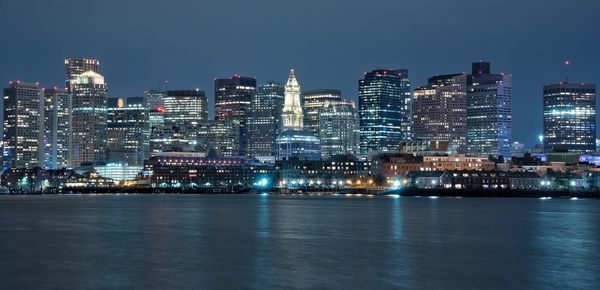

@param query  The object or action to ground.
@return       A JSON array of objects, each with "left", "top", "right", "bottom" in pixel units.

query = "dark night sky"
[{"left": 1, "top": 0, "right": 599, "bottom": 147}]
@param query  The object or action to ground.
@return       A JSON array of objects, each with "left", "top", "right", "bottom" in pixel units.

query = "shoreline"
[{"left": 2, "top": 188, "right": 600, "bottom": 200}]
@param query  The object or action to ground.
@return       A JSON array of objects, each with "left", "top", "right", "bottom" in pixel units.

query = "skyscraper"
[
  {"left": 43, "top": 87, "right": 72, "bottom": 169},
  {"left": 2, "top": 81, "right": 43, "bottom": 169},
  {"left": 65, "top": 58, "right": 100, "bottom": 90},
  {"left": 319, "top": 100, "right": 360, "bottom": 158},
  {"left": 276, "top": 70, "right": 321, "bottom": 161},
  {"left": 193, "top": 119, "right": 242, "bottom": 157},
  {"left": 215, "top": 75, "right": 257, "bottom": 156},
  {"left": 161, "top": 89, "right": 208, "bottom": 152},
  {"left": 107, "top": 97, "right": 150, "bottom": 165},
  {"left": 413, "top": 74, "right": 467, "bottom": 153},
  {"left": 70, "top": 71, "right": 108, "bottom": 166},
  {"left": 144, "top": 90, "right": 167, "bottom": 156},
  {"left": 247, "top": 82, "right": 285, "bottom": 159},
  {"left": 358, "top": 69, "right": 412, "bottom": 156},
  {"left": 467, "top": 62, "right": 512, "bottom": 158},
  {"left": 303, "top": 89, "right": 342, "bottom": 137},
  {"left": 543, "top": 82, "right": 596, "bottom": 153}
]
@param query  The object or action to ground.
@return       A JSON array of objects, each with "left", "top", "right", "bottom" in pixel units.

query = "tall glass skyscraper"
[
  {"left": 358, "top": 69, "right": 411, "bottom": 157},
  {"left": 467, "top": 62, "right": 512, "bottom": 158},
  {"left": 319, "top": 99, "right": 360, "bottom": 158},
  {"left": 2, "top": 81, "right": 43, "bottom": 169},
  {"left": 70, "top": 71, "right": 108, "bottom": 166},
  {"left": 161, "top": 89, "right": 208, "bottom": 152},
  {"left": 43, "top": 87, "right": 72, "bottom": 169},
  {"left": 413, "top": 74, "right": 467, "bottom": 153},
  {"left": 107, "top": 97, "right": 150, "bottom": 166},
  {"left": 144, "top": 90, "right": 167, "bottom": 156},
  {"left": 247, "top": 82, "right": 285, "bottom": 159},
  {"left": 303, "top": 89, "right": 342, "bottom": 137},
  {"left": 543, "top": 82, "right": 596, "bottom": 153},
  {"left": 215, "top": 75, "right": 257, "bottom": 157}
]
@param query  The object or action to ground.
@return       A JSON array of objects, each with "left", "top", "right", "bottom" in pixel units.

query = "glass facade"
[
  {"left": 467, "top": 62, "right": 512, "bottom": 158},
  {"left": 204, "top": 120, "right": 241, "bottom": 157},
  {"left": 359, "top": 69, "right": 412, "bottom": 157},
  {"left": 107, "top": 97, "right": 150, "bottom": 166},
  {"left": 160, "top": 89, "right": 208, "bottom": 152},
  {"left": 543, "top": 82, "right": 596, "bottom": 153},
  {"left": 144, "top": 90, "right": 167, "bottom": 156},
  {"left": 276, "top": 130, "right": 321, "bottom": 161},
  {"left": 215, "top": 75, "right": 257, "bottom": 156},
  {"left": 319, "top": 100, "right": 360, "bottom": 158},
  {"left": 303, "top": 89, "right": 341, "bottom": 137},
  {"left": 247, "top": 82, "right": 284, "bottom": 158}
]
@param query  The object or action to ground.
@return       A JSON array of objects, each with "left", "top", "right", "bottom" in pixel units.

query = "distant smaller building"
[
  {"left": 94, "top": 163, "right": 143, "bottom": 181},
  {"left": 143, "top": 155, "right": 274, "bottom": 189},
  {"left": 370, "top": 153, "right": 422, "bottom": 185},
  {"left": 422, "top": 154, "right": 495, "bottom": 171},
  {"left": 275, "top": 155, "right": 370, "bottom": 189},
  {"left": 512, "top": 142, "right": 526, "bottom": 158},
  {"left": 406, "top": 170, "right": 542, "bottom": 190},
  {"left": 65, "top": 171, "right": 117, "bottom": 189}
]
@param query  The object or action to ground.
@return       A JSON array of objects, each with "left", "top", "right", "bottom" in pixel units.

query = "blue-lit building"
[
  {"left": 247, "top": 82, "right": 285, "bottom": 159},
  {"left": 543, "top": 82, "right": 596, "bottom": 153},
  {"left": 276, "top": 70, "right": 321, "bottom": 161},
  {"left": 276, "top": 130, "right": 321, "bottom": 161},
  {"left": 358, "top": 69, "right": 412, "bottom": 157},
  {"left": 467, "top": 62, "right": 512, "bottom": 158},
  {"left": 319, "top": 100, "right": 360, "bottom": 158}
]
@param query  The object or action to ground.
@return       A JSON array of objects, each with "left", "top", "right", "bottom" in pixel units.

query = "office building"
[
  {"left": 2, "top": 81, "right": 43, "bottom": 169},
  {"left": 543, "top": 82, "right": 596, "bottom": 153},
  {"left": 319, "top": 100, "right": 360, "bottom": 158},
  {"left": 204, "top": 120, "right": 241, "bottom": 157},
  {"left": 107, "top": 97, "right": 150, "bottom": 166},
  {"left": 160, "top": 89, "right": 208, "bottom": 152},
  {"left": 43, "top": 87, "right": 72, "bottom": 169},
  {"left": 467, "top": 62, "right": 512, "bottom": 158},
  {"left": 65, "top": 58, "right": 100, "bottom": 90},
  {"left": 303, "top": 89, "right": 341, "bottom": 136},
  {"left": 247, "top": 82, "right": 285, "bottom": 159},
  {"left": 413, "top": 73, "right": 467, "bottom": 153},
  {"left": 511, "top": 141, "right": 526, "bottom": 158},
  {"left": 70, "top": 71, "right": 108, "bottom": 166},
  {"left": 215, "top": 75, "right": 257, "bottom": 156},
  {"left": 359, "top": 69, "right": 412, "bottom": 156},
  {"left": 144, "top": 90, "right": 167, "bottom": 156}
]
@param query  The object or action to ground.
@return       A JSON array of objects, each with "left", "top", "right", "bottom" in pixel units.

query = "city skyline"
[{"left": 1, "top": 0, "right": 599, "bottom": 147}]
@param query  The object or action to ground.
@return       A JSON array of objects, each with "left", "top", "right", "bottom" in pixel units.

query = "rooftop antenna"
[{"left": 564, "top": 60, "right": 570, "bottom": 83}]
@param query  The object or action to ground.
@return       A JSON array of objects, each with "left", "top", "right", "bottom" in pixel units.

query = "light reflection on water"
[{"left": 0, "top": 195, "right": 598, "bottom": 289}]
